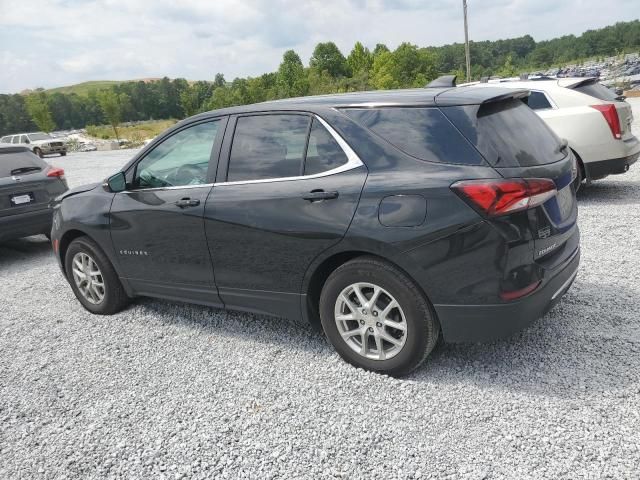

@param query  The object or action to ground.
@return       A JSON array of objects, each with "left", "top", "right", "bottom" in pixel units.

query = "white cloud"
[{"left": 0, "top": 0, "right": 637, "bottom": 93}]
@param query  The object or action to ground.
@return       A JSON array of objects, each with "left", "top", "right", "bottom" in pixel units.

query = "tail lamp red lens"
[
  {"left": 47, "top": 167, "right": 65, "bottom": 178},
  {"left": 451, "top": 178, "right": 557, "bottom": 217},
  {"left": 590, "top": 104, "right": 622, "bottom": 139}
]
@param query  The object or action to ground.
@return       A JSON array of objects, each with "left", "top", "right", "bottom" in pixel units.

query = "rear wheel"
[
  {"left": 319, "top": 256, "right": 439, "bottom": 377},
  {"left": 65, "top": 236, "right": 129, "bottom": 315},
  {"left": 60, "top": 152, "right": 67, "bottom": 156}
]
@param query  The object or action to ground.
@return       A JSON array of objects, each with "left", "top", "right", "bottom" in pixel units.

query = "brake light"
[
  {"left": 47, "top": 167, "right": 65, "bottom": 178},
  {"left": 451, "top": 178, "right": 557, "bottom": 217},
  {"left": 591, "top": 104, "right": 622, "bottom": 139}
]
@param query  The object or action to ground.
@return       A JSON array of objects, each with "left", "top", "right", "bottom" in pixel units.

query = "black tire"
[
  {"left": 572, "top": 151, "right": 585, "bottom": 193},
  {"left": 64, "top": 236, "right": 130, "bottom": 315},
  {"left": 60, "top": 151, "right": 67, "bottom": 156},
  {"left": 33, "top": 147, "right": 43, "bottom": 158},
  {"left": 319, "top": 256, "right": 439, "bottom": 377}
]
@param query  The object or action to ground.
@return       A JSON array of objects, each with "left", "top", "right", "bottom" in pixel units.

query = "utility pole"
[{"left": 463, "top": 0, "right": 471, "bottom": 82}]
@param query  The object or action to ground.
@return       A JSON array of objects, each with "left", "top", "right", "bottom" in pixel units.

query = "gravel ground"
[{"left": 1, "top": 100, "right": 640, "bottom": 479}]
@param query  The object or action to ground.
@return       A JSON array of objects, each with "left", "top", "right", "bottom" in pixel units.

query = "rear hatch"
[
  {"left": 440, "top": 96, "right": 578, "bottom": 263},
  {"left": 564, "top": 78, "right": 635, "bottom": 140},
  {"left": 0, "top": 147, "right": 67, "bottom": 218}
]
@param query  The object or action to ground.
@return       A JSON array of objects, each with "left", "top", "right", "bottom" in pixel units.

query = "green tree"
[
  {"left": 97, "top": 90, "right": 128, "bottom": 140},
  {"left": 25, "top": 93, "right": 56, "bottom": 133},
  {"left": 347, "top": 42, "right": 373, "bottom": 75},
  {"left": 310, "top": 42, "right": 349, "bottom": 77},
  {"left": 276, "top": 50, "right": 308, "bottom": 98}
]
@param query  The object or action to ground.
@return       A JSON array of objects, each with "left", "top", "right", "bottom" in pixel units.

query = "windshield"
[{"left": 28, "top": 133, "right": 52, "bottom": 141}]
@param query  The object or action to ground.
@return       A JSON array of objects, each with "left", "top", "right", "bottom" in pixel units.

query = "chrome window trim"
[
  {"left": 120, "top": 183, "right": 214, "bottom": 194},
  {"left": 214, "top": 114, "right": 364, "bottom": 187}
]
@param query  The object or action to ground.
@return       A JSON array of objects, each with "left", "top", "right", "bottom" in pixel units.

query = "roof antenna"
[{"left": 426, "top": 75, "right": 457, "bottom": 88}]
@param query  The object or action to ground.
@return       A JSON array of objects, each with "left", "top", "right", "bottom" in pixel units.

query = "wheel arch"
[
  {"left": 58, "top": 229, "right": 90, "bottom": 274},
  {"left": 302, "top": 248, "right": 436, "bottom": 332}
]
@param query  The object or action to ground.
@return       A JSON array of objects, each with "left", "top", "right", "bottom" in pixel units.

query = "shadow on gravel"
[
  {"left": 116, "top": 277, "right": 637, "bottom": 400},
  {"left": 577, "top": 179, "right": 640, "bottom": 205},
  {"left": 413, "top": 280, "right": 639, "bottom": 398},
  {"left": 0, "top": 235, "right": 53, "bottom": 268}
]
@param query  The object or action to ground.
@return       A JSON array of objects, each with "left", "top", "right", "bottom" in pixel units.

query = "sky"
[{"left": 0, "top": 0, "right": 638, "bottom": 93}]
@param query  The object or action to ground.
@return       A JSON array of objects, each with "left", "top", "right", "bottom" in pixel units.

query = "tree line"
[{"left": 1, "top": 19, "right": 639, "bottom": 137}]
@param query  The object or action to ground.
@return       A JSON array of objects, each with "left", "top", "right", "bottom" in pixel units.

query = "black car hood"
[{"left": 56, "top": 182, "right": 101, "bottom": 201}]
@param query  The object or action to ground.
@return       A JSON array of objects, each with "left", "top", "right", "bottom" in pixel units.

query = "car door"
[
  {"left": 109, "top": 117, "right": 227, "bottom": 306},
  {"left": 204, "top": 112, "right": 367, "bottom": 320}
]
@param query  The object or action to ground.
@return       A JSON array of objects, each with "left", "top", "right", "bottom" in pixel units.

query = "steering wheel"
[{"left": 175, "top": 164, "right": 206, "bottom": 185}]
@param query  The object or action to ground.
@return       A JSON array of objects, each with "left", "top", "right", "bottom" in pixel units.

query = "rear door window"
[
  {"left": 342, "top": 107, "right": 484, "bottom": 165},
  {"left": 442, "top": 99, "right": 565, "bottom": 167},
  {"left": 227, "top": 114, "right": 311, "bottom": 182},
  {"left": 304, "top": 118, "right": 348, "bottom": 175}
]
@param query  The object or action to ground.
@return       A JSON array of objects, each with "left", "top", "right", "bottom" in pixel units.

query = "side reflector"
[{"left": 500, "top": 280, "right": 541, "bottom": 301}]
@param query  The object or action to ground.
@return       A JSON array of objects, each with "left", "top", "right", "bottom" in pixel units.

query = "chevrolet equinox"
[{"left": 52, "top": 81, "right": 580, "bottom": 376}]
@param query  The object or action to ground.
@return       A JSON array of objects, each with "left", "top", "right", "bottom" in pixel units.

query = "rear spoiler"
[
  {"left": 557, "top": 77, "right": 598, "bottom": 89},
  {"left": 434, "top": 86, "right": 530, "bottom": 107}
]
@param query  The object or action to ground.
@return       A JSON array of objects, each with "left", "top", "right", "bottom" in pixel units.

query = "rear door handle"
[
  {"left": 302, "top": 190, "right": 339, "bottom": 202},
  {"left": 174, "top": 198, "right": 200, "bottom": 208}
]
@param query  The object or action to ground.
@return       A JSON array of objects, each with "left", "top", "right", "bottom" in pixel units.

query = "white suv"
[
  {"left": 460, "top": 77, "right": 640, "bottom": 188},
  {"left": 0, "top": 132, "right": 67, "bottom": 157}
]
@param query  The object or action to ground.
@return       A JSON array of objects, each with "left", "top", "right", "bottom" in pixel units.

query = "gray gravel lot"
[{"left": 1, "top": 100, "right": 640, "bottom": 479}]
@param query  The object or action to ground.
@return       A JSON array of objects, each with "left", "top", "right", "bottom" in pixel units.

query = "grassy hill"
[{"left": 43, "top": 78, "right": 161, "bottom": 96}]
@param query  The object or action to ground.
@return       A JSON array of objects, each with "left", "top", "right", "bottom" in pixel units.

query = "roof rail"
[{"left": 426, "top": 75, "right": 457, "bottom": 88}]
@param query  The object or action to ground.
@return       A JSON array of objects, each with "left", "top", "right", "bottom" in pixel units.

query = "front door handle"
[
  {"left": 174, "top": 198, "right": 200, "bottom": 208},
  {"left": 302, "top": 190, "right": 339, "bottom": 202}
]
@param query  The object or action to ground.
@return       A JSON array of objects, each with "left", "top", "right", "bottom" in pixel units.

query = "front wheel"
[
  {"left": 319, "top": 256, "right": 439, "bottom": 377},
  {"left": 65, "top": 236, "right": 130, "bottom": 315},
  {"left": 60, "top": 151, "right": 67, "bottom": 156},
  {"left": 33, "top": 147, "right": 43, "bottom": 158}
]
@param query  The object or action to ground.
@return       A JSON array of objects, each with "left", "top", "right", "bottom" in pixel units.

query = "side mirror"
[
  {"left": 24, "top": 139, "right": 30, "bottom": 144},
  {"left": 615, "top": 87, "right": 624, "bottom": 96},
  {"left": 105, "top": 172, "right": 127, "bottom": 193}
]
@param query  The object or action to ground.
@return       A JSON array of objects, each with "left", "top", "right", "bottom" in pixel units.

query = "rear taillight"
[
  {"left": 591, "top": 104, "right": 622, "bottom": 139},
  {"left": 47, "top": 167, "right": 65, "bottom": 178},
  {"left": 451, "top": 178, "right": 557, "bottom": 217},
  {"left": 500, "top": 280, "right": 541, "bottom": 301}
]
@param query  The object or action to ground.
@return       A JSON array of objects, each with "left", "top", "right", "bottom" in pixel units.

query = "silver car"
[{"left": 0, "top": 132, "right": 67, "bottom": 157}]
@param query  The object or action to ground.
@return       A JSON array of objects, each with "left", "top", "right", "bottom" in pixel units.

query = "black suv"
[{"left": 52, "top": 84, "right": 580, "bottom": 376}]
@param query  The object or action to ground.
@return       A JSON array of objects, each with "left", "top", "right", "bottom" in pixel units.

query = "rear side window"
[
  {"left": 0, "top": 150, "right": 46, "bottom": 178},
  {"left": 228, "top": 114, "right": 310, "bottom": 182},
  {"left": 571, "top": 80, "right": 618, "bottom": 101},
  {"left": 522, "top": 91, "right": 552, "bottom": 110},
  {"left": 342, "top": 107, "right": 484, "bottom": 165},
  {"left": 442, "top": 99, "right": 565, "bottom": 168}
]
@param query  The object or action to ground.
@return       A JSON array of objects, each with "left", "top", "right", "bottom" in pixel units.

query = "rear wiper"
[{"left": 10, "top": 166, "right": 41, "bottom": 175}]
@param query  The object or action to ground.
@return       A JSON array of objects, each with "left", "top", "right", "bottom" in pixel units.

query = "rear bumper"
[
  {"left": 0, "top": 208, "right": 52, "bottom": 241},
  {"left": 585, "top": 150, "right": 640, "bottom": 180},
  {"left": 434, "top": 247, "right": 580, "bottom": 343}
]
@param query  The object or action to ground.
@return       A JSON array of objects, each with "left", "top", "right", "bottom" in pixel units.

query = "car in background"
[
  {"left": 0, "top": 132, "right": 67, "bottom": 157},
  {"left": 462, "top": 77, "right": 640, "bottom": 188},
  {"left": 51, "top": 81, "right": 580, "bottom": 376},
  {"left": 0, "top": 145, "right": 68, "bottom": 242}
]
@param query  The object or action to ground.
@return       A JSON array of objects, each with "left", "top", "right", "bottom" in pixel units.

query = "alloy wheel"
[
  {"left": 334, "top": 282, "right": 408, "bottom": 360},
  {"left": 71, "top": 252, "right": 105, "bottom": 305}
]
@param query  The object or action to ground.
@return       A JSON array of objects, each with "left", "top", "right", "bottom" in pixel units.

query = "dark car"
[
  {"left": 0, "top": 145, "right": 68, "bottom": 242},
  {"left": 51, "top": 84, "right": 580, "bottom": 376}
]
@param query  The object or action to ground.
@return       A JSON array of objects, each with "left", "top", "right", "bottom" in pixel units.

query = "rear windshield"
[
  {"left": 442, "top": 99, "right": 566, "bottom": 168},
  {"left": 571, "top": 80, "right": 618, "bottom": 101},
  {"left": 341, "top": 107, "right": 484, "bottom": 165},
  {"left": 0, "top": 150, "right": 46, "bottom": 178}
]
